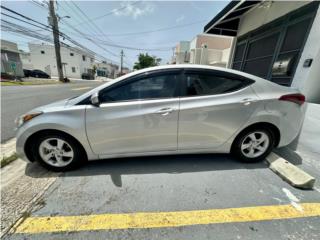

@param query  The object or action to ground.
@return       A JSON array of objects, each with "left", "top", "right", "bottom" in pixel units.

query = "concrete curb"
[
  {"left": 266, "top": 152, "right": 316, "bottom": 189},
  {"left": 1, "top": 138, "right": 16, "bottom": 160}
]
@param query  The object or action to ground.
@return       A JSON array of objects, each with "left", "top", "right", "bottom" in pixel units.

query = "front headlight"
[{"left": 15, "top": 112, "right": 43, "bottom": 128}]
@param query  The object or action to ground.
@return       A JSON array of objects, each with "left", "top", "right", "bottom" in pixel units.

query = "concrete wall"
[
  {"left": 291, "top": 5, "right": 320, "bottom": 104},
  {"left": 238, "top": 1, "right": 309, "bottom": 37},
  {"left": 29, "top": 43, "right": 94, "bottom": 78},
  {"left": 237, "top": 1, "right": 320, "bottom": 103}
]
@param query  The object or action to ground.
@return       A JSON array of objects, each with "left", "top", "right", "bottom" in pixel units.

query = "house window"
[
  {"left": 82, "top": 55, "right": 86, "bottom": 61},
  {"left": 41, "top": 50, "right": 45, "bottom": 54},
  {"left": 71, "top": 67, "right": 76, "bottom": 73},
  {"left": 70, "top": 53, "right": 74, "bottom": 56}
]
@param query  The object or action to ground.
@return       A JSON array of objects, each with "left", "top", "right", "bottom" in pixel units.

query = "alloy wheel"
[
  {"left": 39, "top": 138, "right": 74, "bottom": 167},
  {"left": 240, "top": 131, "right": 270, "bottom": 158}
]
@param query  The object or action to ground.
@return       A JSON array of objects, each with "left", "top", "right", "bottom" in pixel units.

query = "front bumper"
[{"left": 15, "top": 126, "right": 33, "bottom": 163}]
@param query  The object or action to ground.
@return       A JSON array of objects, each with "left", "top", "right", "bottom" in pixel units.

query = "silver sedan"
[{"left": 16, "top": 65, "right": 306, "bottom": 171}]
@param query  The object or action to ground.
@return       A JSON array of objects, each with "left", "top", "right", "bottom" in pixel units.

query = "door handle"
[
  {"left": 240, "top": 98, "right": 258, "bottom": 104},
  {"left": 155, "top": 107, "right": 174, "bottom": 116}
]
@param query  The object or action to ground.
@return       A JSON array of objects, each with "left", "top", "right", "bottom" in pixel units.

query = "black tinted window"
[
  {"left": 184, "top": 72, "right": 251, "bottom": 96},
  {"left": 100, "top": 73, "right": 179, "bottom": 102}
]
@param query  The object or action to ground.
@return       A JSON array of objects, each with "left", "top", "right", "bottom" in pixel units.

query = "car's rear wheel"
[
  {"left": 232, "top": 128, "right": 274, "bottom": 163},
  {"left": 32, "top": 134, "right": 86, "bottom": 171}
]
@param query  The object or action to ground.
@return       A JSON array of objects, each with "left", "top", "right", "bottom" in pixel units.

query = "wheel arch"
[
  {"left": 24, "top": 129, "right": 88, "bottom": 162},
  {"left": 231, "top": 122, "right": 281, "bottom": 151}
]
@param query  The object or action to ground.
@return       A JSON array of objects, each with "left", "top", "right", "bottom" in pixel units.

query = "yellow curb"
[{"left": 16, "top": 203, "right": 320, "bottom": 234}]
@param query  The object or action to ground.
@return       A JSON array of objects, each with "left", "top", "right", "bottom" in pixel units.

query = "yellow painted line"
[
  {"left": 16, "top": 203, "right": 320, "bottom": 234},
  {"left": 71, "top": 87, "right": 92, "bottom": 91}
]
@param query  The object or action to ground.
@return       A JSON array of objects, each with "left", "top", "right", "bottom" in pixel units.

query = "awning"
[{"left": 204, "top": 0, "right": 261, "bottom": 36}]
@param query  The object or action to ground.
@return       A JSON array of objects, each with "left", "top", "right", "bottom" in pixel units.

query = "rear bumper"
[{"left": 277, "top": 103, "right": 307, "bottom": 147}]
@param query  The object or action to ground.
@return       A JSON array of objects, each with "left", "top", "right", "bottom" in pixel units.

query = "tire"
[
  {"left": 231, "top": 128, "right": 275, "bottom": 163},
  {"left": 31, "top": 133, "right": 86, "bottom": 171}
]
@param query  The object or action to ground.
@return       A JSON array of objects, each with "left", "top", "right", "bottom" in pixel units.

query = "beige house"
[
  {"left": 172, "top": 35, "right": 234, "bottom": 68},
  {"left": 189, "top": 34, "right": 234, "bottom": 68}
]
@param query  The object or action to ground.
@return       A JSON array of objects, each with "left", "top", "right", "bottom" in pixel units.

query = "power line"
[
  {"left": 63, "top": 1, "right": 125, "bottom": 65},
  {"left": 1, "top": 5, "right": 49, "bottom": 28},
  {"left": 69, "top": 1, "right": 116, "bottom": 46},
  {"left": 1, "top": 5, "right": 117, "bottom": 65},
  {"left": 72, "top": 1, "right": 141, "bottom": 26},
  {"left": 29, "top": 0, "right": 48, "bottom": 10},
  {"left": 96, "top": 20, "right": 208, "bottom": 37}
]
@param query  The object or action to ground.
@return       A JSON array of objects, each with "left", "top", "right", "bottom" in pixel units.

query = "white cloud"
[
  {"left": 113, "top": 1, "right": 155, "bottom": 19},
  {"left": 175, "top": 15, "right": 185, "bottom": 23}
]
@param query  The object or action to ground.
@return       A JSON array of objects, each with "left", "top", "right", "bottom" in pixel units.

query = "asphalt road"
[
  {"left": 10, "top": 153, "right": 320, "bottom": 239},
  {"left": 1, "top": 81, "right": 103, "bottom": 143}
]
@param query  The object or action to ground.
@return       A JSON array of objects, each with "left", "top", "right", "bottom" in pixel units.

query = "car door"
[
  {"left": 86, "top": 70, "right": 181, "bottom": 156},
  {"left": 178, "top": 69, "right": 260, "bottom": 150}
]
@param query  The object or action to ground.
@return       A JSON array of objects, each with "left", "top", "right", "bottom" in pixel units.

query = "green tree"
[{"left": 133, "top": 53, "right": 161, "bottom": 70}]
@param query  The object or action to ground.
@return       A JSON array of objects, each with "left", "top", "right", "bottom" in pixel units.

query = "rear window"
[{"left": 183, "top": 70, "right": 254, "bottom": 97}]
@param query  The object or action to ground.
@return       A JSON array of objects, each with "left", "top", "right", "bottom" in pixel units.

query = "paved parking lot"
[{"left": 6, "top": 148, "right": 320, "bottom": 239}]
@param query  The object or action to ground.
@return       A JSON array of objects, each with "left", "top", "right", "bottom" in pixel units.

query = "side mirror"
[{"left": 90, "top": 92, "right": 100, "bottom": 106}]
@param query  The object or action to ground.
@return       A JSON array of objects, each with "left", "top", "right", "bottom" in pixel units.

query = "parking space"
[{"left": 8, "top": 151, "right": 320, "bottom": 239}]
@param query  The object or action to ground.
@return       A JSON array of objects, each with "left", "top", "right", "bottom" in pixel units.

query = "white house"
[
  {"left": 19, "top": 50, "right": 33, "bottom": 70},
  {"left": 28, "top": 43, "right": 95, "bottom": 79},
  {"left": 204, "top": 0, "right": 320, "bottom": 103},
  {"left": 172, "top": 41, "right": 190, "bottom": 64}
]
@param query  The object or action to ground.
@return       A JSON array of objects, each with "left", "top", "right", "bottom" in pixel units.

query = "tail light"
[{"left": 279, "top": 93, "right": 305, "bottom": 105}]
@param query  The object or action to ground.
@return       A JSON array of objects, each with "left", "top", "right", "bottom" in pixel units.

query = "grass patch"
[
  {"left": 1, "top": 80, "right": 60, "bottom": 86},
  {"left": 1, "top": 152, "right": 18, "bottom": 168}
]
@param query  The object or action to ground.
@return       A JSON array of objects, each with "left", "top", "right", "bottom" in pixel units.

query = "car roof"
[
  {"left": 125, "top": 64, "right": 266, "bottom": 83},
  {"left": 69, "top": 64, "right": 274, "bottom": 106}
]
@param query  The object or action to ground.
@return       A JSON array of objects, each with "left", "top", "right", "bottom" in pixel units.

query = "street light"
[{"left": 57, "top": 15, "right": 70, "bottom": 21}]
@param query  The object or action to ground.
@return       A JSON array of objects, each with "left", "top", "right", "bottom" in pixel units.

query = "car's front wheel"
[
  {"left": 232, "top": 128, "right": 274, "bottom": 163},
  {"left": 32, "top": 134, "right": 86, "bottom": 171}
]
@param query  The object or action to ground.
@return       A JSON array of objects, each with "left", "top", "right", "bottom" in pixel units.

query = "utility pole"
[
  {"left": 49, "top": 0, "right": 64, "bottom": 82},
  {"left": 120, "top": 50, "right": 124, "bottom": 75}
]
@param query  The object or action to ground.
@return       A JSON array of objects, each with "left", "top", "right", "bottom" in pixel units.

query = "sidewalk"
[{"left": 1, "top": 138, "right": 16, "bottom": 160}]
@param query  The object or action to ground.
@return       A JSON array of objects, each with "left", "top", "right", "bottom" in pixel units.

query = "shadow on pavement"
[
  {"left": 25, "top": 153, "right": 270, "bottom": 187},
  {"left": 274, "top": 147, "right": 303, "bottom": 165}
]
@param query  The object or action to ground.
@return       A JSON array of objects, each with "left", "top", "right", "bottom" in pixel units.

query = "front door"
[{"left": 86, "top": 70, "right": 181, "bottom": 155}]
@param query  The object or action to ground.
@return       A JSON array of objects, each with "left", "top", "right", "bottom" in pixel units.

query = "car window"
[
  {"left": 183, "top": 71, "right": 252, "bottom": 97},
  {"left": 100, "top": 73, "right": 180, "bottom": 102}
]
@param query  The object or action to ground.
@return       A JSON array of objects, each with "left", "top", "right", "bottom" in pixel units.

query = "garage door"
[{"left": 232, "top": 3, "right": 316, "bottom": 86}]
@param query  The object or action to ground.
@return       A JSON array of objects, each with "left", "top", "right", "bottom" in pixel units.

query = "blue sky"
[{"left": 1, "top": 1, "right": 229, "bottom": 68}]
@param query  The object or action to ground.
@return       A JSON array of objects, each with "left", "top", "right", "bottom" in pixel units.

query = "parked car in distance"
[
  {"left": 15, "top": 64, "right": 306, "bottom": 171},
  {"left": 81, "top": 73, "right": 94, "bottom": 80},
  {"left": 29, "top": 69, "right": 50, "bottom": 78},
  {"left": 23, "top": 69, "right": 32, "bottom": 78}
]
